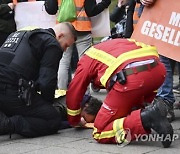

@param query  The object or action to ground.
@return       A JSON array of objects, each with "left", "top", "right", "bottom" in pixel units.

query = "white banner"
[
  {"left": 91, "top": 0, "right": 111, "bottom": 37},
  {"left": 14, "top": 1, "right": 56, "bottom": 30}
]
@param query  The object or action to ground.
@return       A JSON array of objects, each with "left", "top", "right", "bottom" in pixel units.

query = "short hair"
[
  {"left": 81, "top": 95, "right": 102, "bottom": 116},
  {"left": 63, "top": 22, "right": 77, "bottom": 41}
]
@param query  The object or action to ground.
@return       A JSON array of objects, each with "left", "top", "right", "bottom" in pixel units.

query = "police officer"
[{"left": 0, "top": 22, "right": 76, "bottom": 137}]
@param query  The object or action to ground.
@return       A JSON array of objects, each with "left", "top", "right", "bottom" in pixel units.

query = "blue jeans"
[
  {"left": 157, "top": 55, "right": 175, "bottom": 104},
  {"left": 138, "top": 4, "right": 144, "bottom": 18}
]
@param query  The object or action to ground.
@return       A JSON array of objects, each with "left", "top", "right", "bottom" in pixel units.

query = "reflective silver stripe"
[
  {"left": 125, "top": 59, "right": 155, "bottom": 69},
  {"left": 76, "top": 16, "right": 90, "bottom": 21},
  {"left": 76, "top": 7, "right": 85, "bottom": 11}
]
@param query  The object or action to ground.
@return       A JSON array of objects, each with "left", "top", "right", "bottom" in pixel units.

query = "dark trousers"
[{"left": 0, "top": 84, "right": 62, "bottom": 137}]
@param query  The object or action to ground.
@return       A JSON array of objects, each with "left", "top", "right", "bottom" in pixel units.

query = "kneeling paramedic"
[
  {"left": 66, "top": 38, "right": 174, "bottom": 148},
  {"left": 0, "top": 22, "right": 76, "bottom": 137}
]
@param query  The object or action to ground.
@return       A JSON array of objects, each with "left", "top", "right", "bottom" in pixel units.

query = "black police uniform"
[{"left": 0, "top": 28, "right": 64, "bottom": 137}]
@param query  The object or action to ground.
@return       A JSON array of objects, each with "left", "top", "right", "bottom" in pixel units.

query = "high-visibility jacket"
[
  {"left": 57, "top": 0, "right": 91, "bottom": 31},
  {"left": 72, "top": 0, "right": 91, "bottom": 31},
  {"left": 66, "top": 39, "right": 159, "bottom": 126}
]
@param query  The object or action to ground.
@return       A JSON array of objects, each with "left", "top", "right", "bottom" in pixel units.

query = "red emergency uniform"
[{"left": 66, "top": 39, "right": 166, "bottom": 144}]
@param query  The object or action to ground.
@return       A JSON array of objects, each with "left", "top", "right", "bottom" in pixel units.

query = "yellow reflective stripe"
[
  {"left": 85, "top": 47, "right": 116, "bottom": 67},
  {"left": 128, "top": 39, "right": 151, "bottom": 48},
  {"left": 93, "top": 127, "right": 115, "bottom": 140},
  {"left": 100, "top": 46, "right": 159, "bottom": 86},
  {"left": 67, "top": 108, "right": 81, "bottom": 116},
  {"left": 18, "top": 26, "right": 39, "bottom": 31},
  {"left": 113, "top": 118, "right": 127, "bottom": 143},
  {"left": 93, "top": 127, "right": 97, "bottom": 135},
  {"left": 113, "top": 118, "right": 124, "bottom": 132},
  {"left": 92, "top": 118, "right": 127, "bottom": 143}
]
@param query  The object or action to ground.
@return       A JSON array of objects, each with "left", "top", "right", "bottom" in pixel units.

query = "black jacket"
[
  {"left": 0, "top": 0, "right": 16, "bottom": 33},
  {"left": 0, "top": 28, "right": 63, "bottom": 102}
]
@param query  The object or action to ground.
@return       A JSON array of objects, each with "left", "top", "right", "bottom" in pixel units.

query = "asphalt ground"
[{"left": 0, "top": 76, "right": 180, "bottom": 154}]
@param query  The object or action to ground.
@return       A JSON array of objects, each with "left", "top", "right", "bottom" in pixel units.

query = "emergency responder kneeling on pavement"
[
  {"left": 0, "top": 22, "right": 76, "bottom": 138},
  {"left": 66, "top": 38, "right": 174, "bottom": 148}
]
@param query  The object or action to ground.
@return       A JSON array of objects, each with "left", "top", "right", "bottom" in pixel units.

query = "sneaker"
[
  {"left": 156, "top": 98, "right": 175, "bottom": 122},
  {"left": 173, "top": 89, "right": 180, "bottom": 94},
  {"left": 173, "top": 83, "right": 180, "bottom": 89},
  {"left": 173, "top": 83, "right": 180, "bottom": 94},
  {"left": 174, "top": 101, "right": 180, "bottom": 109}
]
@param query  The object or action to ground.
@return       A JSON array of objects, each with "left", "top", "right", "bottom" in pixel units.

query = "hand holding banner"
[{"left": 131, "top": 0, "right": 180, "bottom": 61}]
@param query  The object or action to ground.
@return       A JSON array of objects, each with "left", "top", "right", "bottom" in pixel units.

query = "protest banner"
[
  {"left": 91, "top": 0, "right": 111, "bottom": 37},
  {"left": 14, "top": 1, "right": 56, "bottom": 30},
  {"left": 131, "top": 0, "right": 180, "bottom": 61}
]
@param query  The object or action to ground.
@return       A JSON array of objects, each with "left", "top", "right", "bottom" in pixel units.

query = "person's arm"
[
  {"left": 37, "top": 46, "right": 62, "bottom": 102},
  {"left": 110, "top": 5, "right": 126, "bottom": 23},
  {"left": 0, "top": 3, "right": 15, "bottom": 19},
  {"left": 84, "top": 0, "right": 111, "bottom": 17},
  {"left": 124, "top": 0, "right": 136, "bottom": 38},
  {"left": 66, "top": 56, "right": 95, "bottom": 126},
  {"left": 29, "top": 31, "right": 63, "bottom": 103},
  {"left": 44, "top": 0, "right": 58, "bottom": 15},
  {"left": 136, "top": 0, "right": 141, "bottom": 3}
]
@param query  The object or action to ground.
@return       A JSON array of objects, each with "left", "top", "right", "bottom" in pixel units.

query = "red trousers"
[{"left": 93, "top": 60, "right": 166, "bottom": 144}]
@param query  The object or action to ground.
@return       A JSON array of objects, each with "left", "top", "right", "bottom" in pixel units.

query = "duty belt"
[
  {"left": 124, "top": 60, "right": 158, "bottom": 76},
  {"left": 108, "top": 60, "right": 158, "bottom": 90}
]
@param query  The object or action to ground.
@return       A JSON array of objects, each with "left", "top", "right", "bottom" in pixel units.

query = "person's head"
[
  {"left": 81, "top": 95, "right": 102, "bottom": 123},
  {"left": 53, "top": 22, "right": 77, "bottom": 51}
]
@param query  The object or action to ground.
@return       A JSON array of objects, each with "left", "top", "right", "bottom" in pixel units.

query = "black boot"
[
  {"left": 141, "top": 98, "right": 174, "bottom": 148},
  {"left": 0, "top": 111, "right": 14, "bottom": 137},
  {"left": 161, "top": 98, "right": 175, "bottom": 122}
]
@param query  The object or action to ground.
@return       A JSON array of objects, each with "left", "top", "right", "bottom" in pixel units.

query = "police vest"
[
  {"left": 85, "top": 39, "right": 159, "bottom": 87},
  {"left": 0, "top": 28, "right": 54, "bottom": 80}
]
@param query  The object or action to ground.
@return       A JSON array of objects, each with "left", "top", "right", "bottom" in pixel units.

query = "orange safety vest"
[
  {"left": 58, "top": 0, "right": 91, "bottom": 31},
  {"left": 13, "top": 0, "right": 36, "bottom": 4}
]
